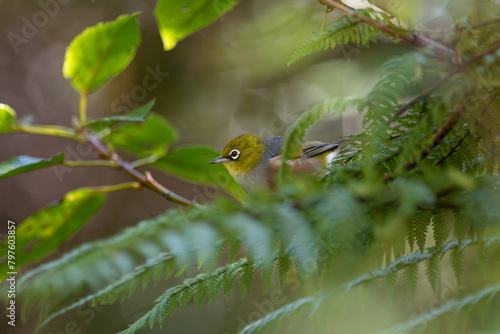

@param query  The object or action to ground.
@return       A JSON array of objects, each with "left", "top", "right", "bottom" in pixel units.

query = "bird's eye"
[{"left": 229, "top": 149, "right": 240, "bottom": 160}]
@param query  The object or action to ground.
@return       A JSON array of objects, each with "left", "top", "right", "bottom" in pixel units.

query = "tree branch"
[
  {"left": 405, "top": 105, "right": 464, "bottom": 170},
  {"left": 318, "top": 0, "right": 457, "bottom": 60},
  {"left": 16, "top": 124, "right": 84, "bottom": 141},
  {"left": 393, "top": 39, "right": 500, "bottom": 119},
  {"left": 436, "top": 131, "right": 470, "bottom": 166},
  {"left": 78, "top": 127, "right": 199, "bottom": 207},
  {"left": 318, "top": 0, "right": 414, "bottom": 43}
]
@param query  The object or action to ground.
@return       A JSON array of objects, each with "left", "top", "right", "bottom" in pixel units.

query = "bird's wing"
[{"left": 301, "top": 139, "right": 346, "bottom": 158}]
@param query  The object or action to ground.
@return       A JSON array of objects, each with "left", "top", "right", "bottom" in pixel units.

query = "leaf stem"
[
  {"left": 320, "top": 5, "right": 329, "bottom": 33},
  {"left": 78, "top": 127, "right": 199, "bottom": 207},
  {"left": 79, "top": 93, "right": 88, "bottom": 125},
  {"left": 62, "top": 160, "right": 118, "bottom": 168},
  {"left": 17, "top": 124, "right": 84, "bottom": 141},
  {"left": 92, "top": 182, "right": 143, "bottom": 193}
]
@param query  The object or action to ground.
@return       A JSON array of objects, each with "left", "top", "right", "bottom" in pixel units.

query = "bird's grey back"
[{"left": 264, "top": 136, "right": 283, "bottom": 160}]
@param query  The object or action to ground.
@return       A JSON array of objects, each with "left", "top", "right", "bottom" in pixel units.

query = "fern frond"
[
  {"left": 239, "top": 295, "right": 319, "bottom": 334},
  {"left": 450, "top": 241, "right": 466, "bottom": 282},
  {"left": 425, "top": 252, "right": 440, "bottom": 292},
  {"left": 36, "top": 252, "right": 175, "bottom": 333},
  {"left": 18, "top": 208, "right": 234, "bottom": 320},
  {"left": 117, "top": 258, "right": 256, "bottom": 334},
  {"left": 346, "top": 238, "right": 489, "bottom": 291},
  {"left": 288, "top": 11, "right": 379, "bottom": 65},
  {"left": 238, "top": 238, "right": 495, "bottom": 334},
  {"left": 431, "top": 210, "right": 453, "bottom": 248},
  {"left": 277, "top": 254, "right": 292, "bottom": 287},
  {"left": 380, "top": 283, "right": 500, "bottom": 334},
  {"left": 414, "top": 211, "right": 431, "bottom": 252},
  {"left": 403, "top": 262, "right": 419, "bottom": 293}
]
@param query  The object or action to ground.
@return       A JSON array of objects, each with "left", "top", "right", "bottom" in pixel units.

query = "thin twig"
[
  {"left": 471, "top": 18, "right": 500, "bottom": 29},
  {"left": 318, "top": 0, "right": 500, "bottom": 121},
  {"left": 318, "top": 0, "right": 460, "bottom": 60},
  {"left": 405, "top": 105, "right": 464, "bottom": 170},
  {"left": 430, "top": 18, "right": 500, "bottom": 33},
  {"left": 393, "top": 39, "right": 500, "bottom": 119},
  {"left": 78, "top": 127, "right": 198, "bottom": 207},
  {"left": 16, "top": 124, "right": 84, "bottom": 141},
  {"left": 392, "top": 69, "right": 460, "bottom": 119},
  {"left": 436, "top": 131, "right": 470, "bottom": 166},
  {"left": 318, "top": 0, "right": 414, "bottom": 43}
]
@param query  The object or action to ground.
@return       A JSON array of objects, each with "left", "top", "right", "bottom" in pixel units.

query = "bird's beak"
[{"left": 208, "top": 156, "right": 229, "bottom": 164}]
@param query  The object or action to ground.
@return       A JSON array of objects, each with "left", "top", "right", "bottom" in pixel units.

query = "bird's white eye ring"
[{"left": 229, "top": 149, "right": 240, "bottom": 160}]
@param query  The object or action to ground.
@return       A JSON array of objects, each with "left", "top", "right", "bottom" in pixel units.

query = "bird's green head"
[{"left": 208, "top": 134, "right": 265, "bottom": 177}]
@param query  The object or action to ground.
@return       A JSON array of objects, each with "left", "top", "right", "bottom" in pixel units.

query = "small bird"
[{"left": 208, "top": 134, "right": 345, "bottom": 192}]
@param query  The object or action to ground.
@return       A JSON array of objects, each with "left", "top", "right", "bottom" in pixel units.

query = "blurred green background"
[{"left": 0, "top": 0, "right": 481, "bottom": 333}]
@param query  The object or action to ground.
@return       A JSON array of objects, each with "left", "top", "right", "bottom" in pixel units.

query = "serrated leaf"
[
  {"left": 178, "top": 286, "right": 194, "bottom": 310},
  {"left": 85, "top": 99, "right": 155, "bottom": 131},
  {"left": 228, "top": 240, "right": 242, "bottom": 262},
  {"left": 425, "top": 255, "right": 439, "bottom": 292},
  {"left": 0, "top": 153, "right": 64, "bottom": 179},
  {"left": 164, "top": 258, "right": 176, "bottom": 280},
  {"left": 0, "top": 103, "right": 17, "bottom": 133},
  {"left": 155, "top": 0, "right": 238, "bottom": 50},
  {"left": 404, "top": 263, "right": 419, "bottom": 293},
  {"left": 451, "top": 246, "right": 464, "bottom": 282},
  {"left": 194, "top": 280, "right": 209, "bottom": 308},
  {"left": 63, "top": 13, "right": 141, "bottom": 93},
  {"left": 153, "top": 263, "right": 164, "bottom": 285},
  {"left": 208, "top": 275, "right": 223, "bottom": 304},
  {"left": 261, "top": 261, "right": 275, "bottom": 293},
  {"left": 240, "top": 262, "right": 256, "bottom": 297},
  {"left": 223, "top": 266, "right": 238, "bottom": 298},
  {"left": 277, "top": 255, "right": 292, "bottom": 287},
  {"left": 0, "top": 188, "right": 106, "bottom": 279},
  {"left": 109, "top": 113, "right": 178, "bottom": 158},
  {"left": 415, "top": 212, "right": 431, "bottom": 252}
]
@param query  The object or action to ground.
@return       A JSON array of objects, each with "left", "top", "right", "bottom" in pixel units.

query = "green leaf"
[
  {"left": 154, "top": 145, "right": 244, "bottom": 198},
  {"left": 63, "top": 13, "right": 141, "bottom": 94},
  {"left": 0, "top": 188, "right": 106, "bottom": 278},
  {"left": 155, "top": 0, "right": 238, "bottom": 51},
  {"left": 0, "top": 103, "right": 17, "bottom": 133},
  {"left": 0, "top": 153, "right": 65, "bottom": 179},
  {"left": 109, "top": 113, "right": 178, "bottom": 158},
  {"left": 85, "top": 99, "right": 155, "bottom": 131}
]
